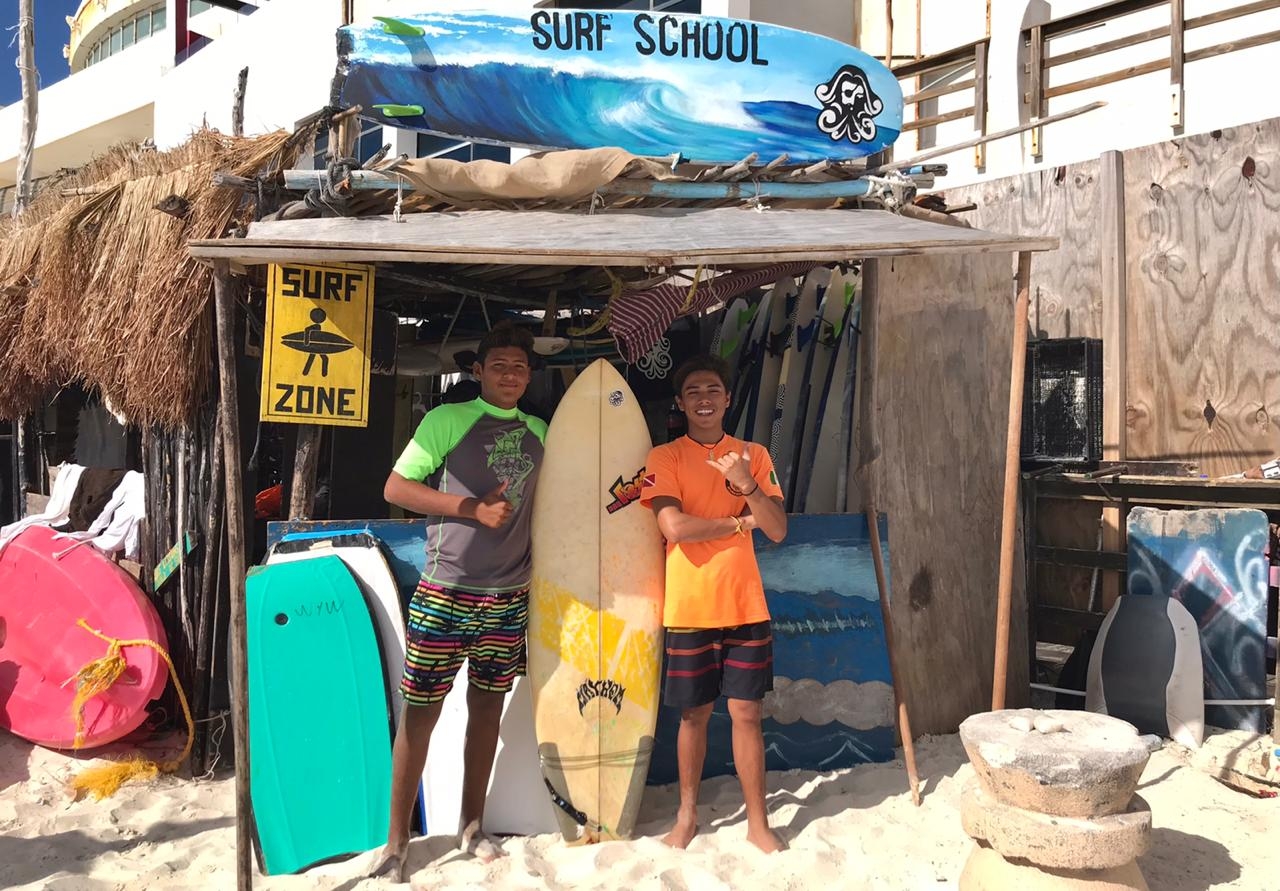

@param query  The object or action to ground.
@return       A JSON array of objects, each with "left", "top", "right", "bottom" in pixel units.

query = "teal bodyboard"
[{"left": 246, "top": 555, "right": 392, "bottom": 875}]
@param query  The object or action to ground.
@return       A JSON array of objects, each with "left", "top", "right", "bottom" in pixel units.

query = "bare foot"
[
  {"left": 746, "top": 825, "right": 786, "bottom": 854},
  {"left": 459, "top": 818, "right": 505, "bottom": 863},
  {"left": 661, "top": 812, "right": 698, "bottom": 849},
  {"left": 367, "top": 841, "right": 408, "bottom": 882}
]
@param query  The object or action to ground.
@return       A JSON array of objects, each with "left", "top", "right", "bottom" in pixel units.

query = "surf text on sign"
[
  {"left": 277, "top": 265, "right": 366, "bottom": 302},
  {"left": 529, "top": 11, "right": 769, "bottom": 66}
]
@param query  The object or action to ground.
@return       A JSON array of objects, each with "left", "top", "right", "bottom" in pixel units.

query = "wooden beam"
[
  {"left": 1041, "top": 0, "right": 1165, "bottom": 40},
  {"left": 232, "top": 66, "right": 248, "bottom": 138},
  {"left": 993, "top": 252, "right": 1033, "bottom": 711},
  {"left": 1171, "top": 0, "right": 1185, "bottom": 129},
  {"left": 974, "top": 41, "right": 989, "bottom": 169},
  {"left": 289, "top": 426, "right": 323, "bottom": 519},
  {"left": 1099, "top": 150, "right": 1128, "bottom": 611},
  {"left": 867, "top": 507, "right": 921, "bottom": 805},
  {"left": 1044, "top": 57, "right": 1168, "bottom": 100},
  {"left": 885, "top": 0, "right": 894, "bottom": 67},
  {"left": 213, "top": 260, "right": 253, "bottom": 891},
  {"left": 1028, "top": 26, "right": 1045, "bottom": 158},
  {"left": 902, "top": 77, "right": 975, "bottom": 107}
]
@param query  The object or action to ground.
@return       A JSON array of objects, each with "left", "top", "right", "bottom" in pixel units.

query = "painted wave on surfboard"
[{"left": 337, "top": 12, "right": 902, "bottom": 163}]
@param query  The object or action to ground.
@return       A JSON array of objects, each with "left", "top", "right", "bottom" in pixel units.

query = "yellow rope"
[
  {"left": 66, "top": 618, "right": 195, "bottom": 800},
  {"left": 677, "top": 264, "right": 707, "bottom": 315},
  {"left": 566, "top": 268, "right": 624, "bottom": 337}
]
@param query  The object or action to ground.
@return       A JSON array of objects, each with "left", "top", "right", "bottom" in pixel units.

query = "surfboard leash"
[{"left": 543, "top": 776, "right": 610, "bottom": 838}]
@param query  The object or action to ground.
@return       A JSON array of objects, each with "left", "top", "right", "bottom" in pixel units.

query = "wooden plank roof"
[{"left": 189, "top": 207, "right": 1058, "bottom": 268}]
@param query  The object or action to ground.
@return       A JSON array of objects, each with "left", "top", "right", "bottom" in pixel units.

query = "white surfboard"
[
  {"left": 529, "top": 359, "right": 665, "bottom": 842},
  {"left": 752, "top": 275, "right": 801, "bottom": 447},
  {"left": 266, "top": 533, "right": 406, "bottom": 726}
]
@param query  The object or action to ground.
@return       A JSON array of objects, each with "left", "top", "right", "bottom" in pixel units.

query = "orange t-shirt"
[{"left": 640, "top": 435, "right": 784, "bottom": 629}]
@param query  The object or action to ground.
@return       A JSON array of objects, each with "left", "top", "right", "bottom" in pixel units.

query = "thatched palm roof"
[{"left": 0, "top": 128, "right": 307, "bottom": 427}]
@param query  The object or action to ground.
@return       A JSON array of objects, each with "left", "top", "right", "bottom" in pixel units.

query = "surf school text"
[{"left": 529, "top": 11, "right": 770, "bottom": 66}]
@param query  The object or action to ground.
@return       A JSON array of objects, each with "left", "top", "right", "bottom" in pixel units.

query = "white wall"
[
  {"left": 0, "top": 36, "right": 166, "bottom": 185},
  {"left": 152, "top": 0, "right": 341, "bottom": 148}
]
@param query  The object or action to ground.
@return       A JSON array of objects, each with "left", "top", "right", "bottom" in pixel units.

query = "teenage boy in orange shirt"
[{"left": 639, "top": 354, "right": 788, "bottom": 854}]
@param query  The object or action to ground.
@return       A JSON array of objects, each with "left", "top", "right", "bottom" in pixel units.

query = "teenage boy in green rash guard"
[{"left": 370, "top": 322, "right": 547, "bottom": 881}]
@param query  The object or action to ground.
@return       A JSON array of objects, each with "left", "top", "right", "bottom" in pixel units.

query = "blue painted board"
[
  {"left": 1126, "top": 507, "right": 1269, "bottom": 732},
  {"left": 647, "top": 513, "right": 896, "bottom": 784},
  {"left": 336, "top": 11, "right": 903, "bottom": 164},
  {"left": 270, "top": 514, "right": 897, "bottom": 784}
]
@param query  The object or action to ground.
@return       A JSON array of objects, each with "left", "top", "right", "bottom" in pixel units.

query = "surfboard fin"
[
  {"left": 373, "top": 16, "right": 425, "bottom": 38},
  {"left": 373, "top": 103, "right": 425, "bottom": 118}
]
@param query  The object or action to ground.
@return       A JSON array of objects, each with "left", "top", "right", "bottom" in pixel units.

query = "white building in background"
[{"left": 1, "top": 0, "right": 1277, "bottom": 207}]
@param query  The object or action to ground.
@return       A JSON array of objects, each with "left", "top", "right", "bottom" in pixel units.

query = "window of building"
[
  {"left": 80, "top": 5, "right": 167, "bottom": 71},
  {"left": 415, "top": 133, "right": 511, "bottom": 164}
]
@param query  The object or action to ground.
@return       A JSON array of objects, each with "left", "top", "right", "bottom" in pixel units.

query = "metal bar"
[
  {"left": 1041, "top": 0, "right": 1166, "bottom": 40},
  {"left": 864, "top": 101, "right": 1107, "bottom": 175},
  {"left": 1030, "top": 477, "right": 1280, "bottom": 508},
  {"left": 901, "top": 106, "right": 975, "bottom": 133},
  {"left": 1035, "top": 546, "right": 1128, "bottom": 572}
]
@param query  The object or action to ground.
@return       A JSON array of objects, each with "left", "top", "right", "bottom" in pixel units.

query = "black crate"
[{"left": 1021, "top": 337, "right": 1103, "bottom": 467}]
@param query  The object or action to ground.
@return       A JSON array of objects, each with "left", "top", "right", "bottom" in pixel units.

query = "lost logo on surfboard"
[
  {"left": 605, "top": 468, "right": 646, "bottom": 514},
  {"left": 576, "top": 678, "right": 626, "bottom": 716},
  {"left": 530, "top": 11, "right": 769, "bottom": 65},
  {"left": 260, "top": 262, "right": 376, "bottom": 428}
]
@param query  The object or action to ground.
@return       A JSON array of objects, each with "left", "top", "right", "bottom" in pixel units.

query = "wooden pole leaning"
[
  {"left": 991, "top": 252, "right": 1033, "bottom": 711},
  {"left": 866, "top": 506, "right": 922, "bottom": 806},
  {"left": 213, "top": 260, "right": 253, "bottom": 891}
]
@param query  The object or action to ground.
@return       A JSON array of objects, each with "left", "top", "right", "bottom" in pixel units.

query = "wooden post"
[
  {"left": 884, "top": 0, "right": 894, "bottom": 67},
  {"left": 1028, "top": 26, "right": 1045, "bottom": 158},
  {"left": 1099, "top": 150, "right": 1128, "bottom": 611},
  {"left": 289, "top": 426, "right": 323, "bottom": 519},
  {"left": 1170, "top": 0, "right": 1185, "bottom": 129},
  {"left": 866, "top": 507, "right": 922, "bottom": 805},
  {"left": 232, "top": 67, "right": 249, "bottom": 138},
  {"left": 992, "top": 252, "right": 1033, "bottom": 711},
  {"left": 213, "top": 261, "right": 253, "bottom": 891},
  {"left": 13, "top": 0, "right": 36, "bottom": 217},
  {"left": 191, "top": 407, "right": 225, "bottom": 774}
]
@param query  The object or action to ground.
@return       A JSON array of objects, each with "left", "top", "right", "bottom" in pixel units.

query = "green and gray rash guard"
[{"left": 392, "top": 398, "right": 547, "bottom": 594}]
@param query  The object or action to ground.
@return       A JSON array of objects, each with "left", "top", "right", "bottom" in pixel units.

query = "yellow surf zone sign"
[{"left": 260, "top": 262, "right": 376, "bottom": 427}]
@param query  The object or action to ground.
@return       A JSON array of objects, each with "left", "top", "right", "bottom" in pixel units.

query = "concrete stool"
[{"left": 957, "top": 709, "right": 1153, "bottom": 891}]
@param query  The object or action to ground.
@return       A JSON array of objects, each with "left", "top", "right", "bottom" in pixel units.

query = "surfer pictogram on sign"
[
  {"left": 281, "top": 308, "right": 355, "bottom": 378},
  {"left": 260, "top": 262, "right": 376, "bottom": 428}
]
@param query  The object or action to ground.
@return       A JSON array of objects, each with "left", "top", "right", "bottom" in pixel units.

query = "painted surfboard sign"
[{"left": 336, "top": 11, "right": 903, "bottom": 165}]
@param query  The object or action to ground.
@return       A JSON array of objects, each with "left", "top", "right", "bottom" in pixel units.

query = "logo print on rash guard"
[{"left": 486, "top": 428, "right": 535, "bottom": 507}]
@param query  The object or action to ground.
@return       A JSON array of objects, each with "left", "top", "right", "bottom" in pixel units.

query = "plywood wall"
[
  {"left": 943, "top": 161, "right": 1103, "bottom": 340},
  {"left": 862, "top": 252, "right": 1030, "bottom": 735},
  {"left": 1124, "top": 120, "right": 1280, "bottom": 478}
]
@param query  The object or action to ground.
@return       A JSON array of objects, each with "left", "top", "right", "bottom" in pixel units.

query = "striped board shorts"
[
  {"left": 401, "top": 579, "right": 529, "bottom": 707},
  {"left": 662, "top": 621, "right": 774, "bottom": 709}
]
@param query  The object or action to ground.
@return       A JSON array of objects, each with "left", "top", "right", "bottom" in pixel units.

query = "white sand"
[{"left": 2, "top": 729, "right": 1275, "bottom": 891}]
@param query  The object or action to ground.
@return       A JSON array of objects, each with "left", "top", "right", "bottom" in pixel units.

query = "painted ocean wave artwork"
[{"left": 336, "top": 10, "right": 903, "bottom": 164}]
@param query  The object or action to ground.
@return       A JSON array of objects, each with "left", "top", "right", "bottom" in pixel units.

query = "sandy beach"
[{"left": 1, "top": 728, "right": 1275, "bottom": 891}]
